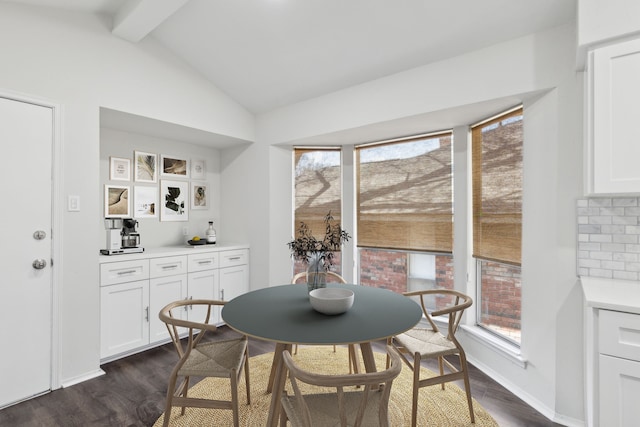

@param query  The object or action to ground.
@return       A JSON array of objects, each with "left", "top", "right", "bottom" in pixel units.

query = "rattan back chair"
[
  {"left": 388, "top": 289, "right": 475, "bottom": 426},
  {"left": 280, "top": 345, "right": 402, "bottom": 427},
  {"left": 159, "top": 299, "right": 250, "bottom": 427}
]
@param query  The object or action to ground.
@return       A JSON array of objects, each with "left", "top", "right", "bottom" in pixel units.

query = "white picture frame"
[
  {"left": 160, "top": 180, "right": 189, "bottom": 221},
  {"left": 161, "top": 154, "right": 189, "bottom": 178},
  {"left": 191, "top": 181, "right": 209, "bottom": 210},
  {"left": 191, "top": 159, "right": 206, "bottom": 179},
  {"left": 133, "top": 186, "right": 158, "bottom": 219},
  {"left": 104, "top": 185, "right": 130, "bottom": 217},
  {"left": 134, "top": 151, "right": 157, "bottom": 183},
  {"left": 109, "top": 157, "right": 130, "bottom": 181}
]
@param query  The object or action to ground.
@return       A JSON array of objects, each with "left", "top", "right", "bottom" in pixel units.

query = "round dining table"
[{"left": 221, "top": 283, "right": 422, "bottom": 426}]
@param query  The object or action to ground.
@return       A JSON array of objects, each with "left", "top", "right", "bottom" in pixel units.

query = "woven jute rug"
[{"left": 154, "top": 346, "right": 498, "bottom": 426}]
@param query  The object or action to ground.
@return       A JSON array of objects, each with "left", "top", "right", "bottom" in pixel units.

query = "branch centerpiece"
[{"left": 287, "top": 212, "right": 351, "bottom": 292}]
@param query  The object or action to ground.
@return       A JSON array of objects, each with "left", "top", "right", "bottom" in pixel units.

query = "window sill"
[{"left": 458, "top": 324, "right": 527, "bottom": 369}]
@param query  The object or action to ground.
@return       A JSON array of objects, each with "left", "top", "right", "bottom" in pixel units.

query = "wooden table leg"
[
  {"left": 267, "top": 342, "right": 286, "bottom": 393},
  {"left": 266, "top": 343, "right": 292, "bottom": 427},
  {"left": 359, "top": 342, "right": 377, "bottom": 373}
]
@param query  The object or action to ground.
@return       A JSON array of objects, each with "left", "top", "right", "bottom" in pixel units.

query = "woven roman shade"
[
  {"left": 356, "top": 133, "right": 453, "bottom": 253},
  {"left": 472, "top": 108, "right": 523, "bottom": 266},
  {"left": 293, "top": 148, "right": 342, "bottom": 239}
]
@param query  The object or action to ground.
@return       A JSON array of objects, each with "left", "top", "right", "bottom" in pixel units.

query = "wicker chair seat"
[
  {"left": 178, "top": 338, "right": 248, "bottom": 378},
  {"left": 394, "top": 327, "right": 458, "bottom": 358}
]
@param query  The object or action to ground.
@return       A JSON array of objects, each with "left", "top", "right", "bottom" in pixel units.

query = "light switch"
[{"left": 68, "top": 195, "right": 80, "bottom": 212}]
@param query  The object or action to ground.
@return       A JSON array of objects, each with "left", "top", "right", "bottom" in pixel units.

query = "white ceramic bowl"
[{"left": 309, "top": 288, "right": 354, "bottom": 315}]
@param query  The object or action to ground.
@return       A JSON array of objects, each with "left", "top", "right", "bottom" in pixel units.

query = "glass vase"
[{"left": 306, "top": 253, "right": 327, "bottom": 292}]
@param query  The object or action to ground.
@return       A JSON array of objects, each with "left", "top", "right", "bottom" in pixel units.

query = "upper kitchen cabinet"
[{"left": 586, "top": 37, "right": 640, "bottom": 195}]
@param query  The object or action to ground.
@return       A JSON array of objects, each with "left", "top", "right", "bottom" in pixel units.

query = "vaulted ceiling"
[{"left": 6, "top": 0, "right": 576, "bottom": 114}]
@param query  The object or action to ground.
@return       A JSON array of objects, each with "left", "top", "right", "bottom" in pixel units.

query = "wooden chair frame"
[
  {"left": 388, "top": 289, "right": 475, "bottom": 426},
  {"left": 159, "top": 299, "right": 250, "bottom": 427},
  {"left": 279, "top": 345, "right": 402, "bottom": 427},
  {"left": 291, "top": 271, "right": 360, "bottom": 374}
]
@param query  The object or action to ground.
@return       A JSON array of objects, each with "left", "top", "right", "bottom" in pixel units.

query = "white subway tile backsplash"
[
  {"left": 625, "top": 207, "right": 640, "bottom": 216},
  {"left": 613, "top": 234, "right": 638, "bottom": 244},
  {"left": 601, "top": 243, "right": 625, "bottom": 252},
  {"left": 590, "top": 234, "right": 612, "bottom": 243},
  {"left": 578, "top": 197, "right": 640, "bottom": 281},
  {"left": 588, "top": 198, "right": 612, "bottom": 207},
  {"left": 613, "top": 252, "right": 638, "bottom": 262},
  {"left": 601, "top": 225, "right": 625, "bottom": 234},
  {"left": 613, "top": 198, "right": 638, "bottom": 207},
  {"left": 589, "top": 216, "right": 612, "bottom": 225},
  {"left": 612, "top": 216, "right": 638, "bottom": 225}
]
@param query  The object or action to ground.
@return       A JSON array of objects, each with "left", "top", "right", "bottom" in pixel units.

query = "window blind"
[
  {"left": 356, "top": 133, "right": 453, "bottom": 252},
  {"left": 472, "top": 108, "right": 523, "bottom": 265},
  {"left": 293, "top": 148, "right": 342, "bottom": 239}
]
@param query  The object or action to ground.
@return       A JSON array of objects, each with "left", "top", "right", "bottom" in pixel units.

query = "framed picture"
[
  {"left": 133, "top": 186, "right": 157, "bottom": 219},
  {"left": 160, "top": 180, "right": 189, "bottom": 221},
  {"left": 161, "top": 154, "right": 189, "bottom": 178},
  {"left": 109, "top": 157, "right": 130, "bottom": 181},
  {"left": 191, "top": 182, "right": 208, "bottom": 210},
  {"left": 134, "top": 151, "right": 157, "bottom": 183},
  {"left": 104, "top": 185, "right": 130, "bottom": 217},
  {"left": 191, "top": 159, "right": 206, "bottom": 179}
]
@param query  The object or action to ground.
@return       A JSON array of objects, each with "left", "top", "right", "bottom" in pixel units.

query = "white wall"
[
  {"left": 255, "top": 23, "right": 584, "bottom": 424},
  {"left": 100, "top": 127, "right": 223, "bottom": 247},
  {"left": 578, "top": 0, "right": 640, "bottom": 49},
  {"left": 0, "top": 3, "right": 254, "bottom": 384}
]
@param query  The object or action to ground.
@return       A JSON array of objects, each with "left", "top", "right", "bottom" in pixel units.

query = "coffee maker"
[{"left": 101, "top": 217, "right": 144, "bottom": 255}]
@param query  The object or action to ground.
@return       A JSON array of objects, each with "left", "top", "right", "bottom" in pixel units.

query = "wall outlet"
[{"left": 182, "top": 226, "right": 189, "bottom": 236}]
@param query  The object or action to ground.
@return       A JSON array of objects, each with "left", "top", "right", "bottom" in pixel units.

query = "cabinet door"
[
  {"left": 149, "top": 274, "right": 187, "bottom": 343},
  {"left": 187, "top": 270, "right": 219, "bottom": 323},
  {"left": 100, "top": 280, "right": 149, "bottom": 359},
  {"left": 599, "top": 354, "right": 640, "bottom": 426},
  {"left": 588, "top": 38, "right": 640, "bottom": 194},
  {"left": 219, "top": 265, "right": 249, "bottom": 303}
]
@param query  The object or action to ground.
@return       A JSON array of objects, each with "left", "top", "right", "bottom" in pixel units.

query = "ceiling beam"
[{"left": 112, "top": 0, "right": 190, "bottom": 43}]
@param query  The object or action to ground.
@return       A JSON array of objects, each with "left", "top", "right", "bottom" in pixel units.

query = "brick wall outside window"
[{"left": 479, "top": 261, "right": 521, "bottom": 331}]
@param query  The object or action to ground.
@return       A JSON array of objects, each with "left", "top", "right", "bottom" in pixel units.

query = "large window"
[
  {"left": 293, "top": 148, "right": 342, "bottom": 274},
  {"left": 356, "top": 133, "right": 453, "bottom": 293},
  {"left": 472, "top": 107, "right": 523, "bottom": 345}
]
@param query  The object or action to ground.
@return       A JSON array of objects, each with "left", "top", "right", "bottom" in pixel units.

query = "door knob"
[{"left": 32, "top": 259, "right": 47, "bottom": 269}]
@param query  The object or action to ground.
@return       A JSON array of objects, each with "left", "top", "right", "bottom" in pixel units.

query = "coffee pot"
[{"left": 121, "top": 218, "right": 140, "bottom": 248}]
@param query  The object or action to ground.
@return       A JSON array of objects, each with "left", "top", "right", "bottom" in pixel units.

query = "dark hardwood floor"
[{"left": 0, "top": 326, "right": 562, "bottom": 426}]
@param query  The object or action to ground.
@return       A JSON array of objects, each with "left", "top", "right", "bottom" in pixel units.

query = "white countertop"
[
  {"left": 580, "top": 276, "right": 640, "bottom": 314},
  {"left": 98, "top": 242, "right": 249, "bottom": 263}
]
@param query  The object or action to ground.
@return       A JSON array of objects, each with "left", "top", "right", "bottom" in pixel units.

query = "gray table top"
[{"left": 221, "top": 284, "right": 422, "bottom": 345}]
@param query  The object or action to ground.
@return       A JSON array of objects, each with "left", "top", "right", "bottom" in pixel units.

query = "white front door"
[{"left": 0, "top": 96, "right": 53, "bottom": 408}]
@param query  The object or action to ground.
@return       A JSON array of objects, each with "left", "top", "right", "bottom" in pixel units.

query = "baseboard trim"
[
  {"left": 465, "top": 354, "right": 585, "bottom": 427},
  {"left": 60, "top": 369, "right": 105, "bottom": 388}
]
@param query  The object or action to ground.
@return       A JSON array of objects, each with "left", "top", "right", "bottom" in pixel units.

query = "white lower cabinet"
[
  {"left": 99, "top": 245, "right": 249, "bottom": 362},
  {"left": 149, "top": 274, "right": 187, "bottom": 343},
  {"left": 219, "top": 249, "right": 250, "bottom": 303},
  {"left": 187, "top": 269, "right": 219, "bottom": 322},
  {"left": 599, "top": 354, "right": 640, "bottom": 425},
  {"left": 220, "top": 265, "right": 248, "bottom": 303},
  {"left": 100, "top": 280, "right": 150, "bottom": 359},
  {"left": 597, "top": 309, "right": 640, "bottom": 426}
]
